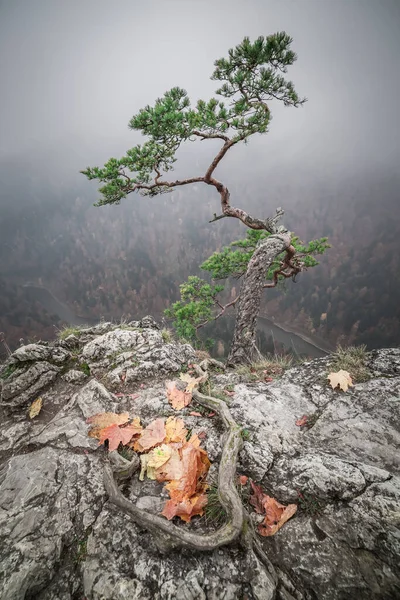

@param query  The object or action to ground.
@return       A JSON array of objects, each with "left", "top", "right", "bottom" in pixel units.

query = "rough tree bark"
[{"left": 227, "top": 231, "right": 291, "bottom": 366}]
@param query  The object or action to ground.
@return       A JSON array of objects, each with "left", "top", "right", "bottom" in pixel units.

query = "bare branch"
[
  {"left": 192, "top": 130, "right": 230, "bottom": 142},
  {"left": 196, "top": 295, "right": 240, "bottom": 331},
  {"left": 209, "top": 213, "right": 227, "bottom": 223}
]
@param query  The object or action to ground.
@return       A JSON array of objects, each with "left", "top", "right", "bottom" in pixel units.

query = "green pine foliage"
[
  {"left": 81, "top": 33, "right": 306, "bottom": 206},
  {"left": 165, "top": 232, "right": 330, "bottom": 344},
  {"left": 164, "top": 276, "right": 224, "bottom": 343}
]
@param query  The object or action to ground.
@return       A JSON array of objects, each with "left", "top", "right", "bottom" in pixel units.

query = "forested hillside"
[{"left": 1, "top": 143, "right": 399, "bottom": 356}]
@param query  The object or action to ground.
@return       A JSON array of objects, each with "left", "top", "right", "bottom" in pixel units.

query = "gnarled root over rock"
[
  {"left": 103, "top": 359, "right": 274, "bottom": 583},
  {"left": 104, "top": 359, "right": 245, "bottom": 553}
]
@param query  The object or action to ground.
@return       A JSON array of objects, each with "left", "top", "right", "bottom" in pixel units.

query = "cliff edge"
[{"left": 0, "top": 317, "right": 399, "bottom": 600}]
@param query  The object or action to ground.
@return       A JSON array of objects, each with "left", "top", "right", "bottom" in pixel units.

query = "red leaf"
[
  {"left": 98, "top": 423, "right": 141, "bottom": 451},
  {"left": 295, "top": 415, "right": 309, "bottom": 427},
  {"left": 207, "top": 412, "right": 216, "bottom": 418},
  {"left": 197, "top": 431, "right": 207, "bottom": 439},
  {"left": 238, "top": 475, "right": 248, "bottom": 486},
  {"left": 249, "top": 480, "right": 267, "bottom": 514},
  {"left": 189, "top": 411, "right": 202, "bottom": 417}
]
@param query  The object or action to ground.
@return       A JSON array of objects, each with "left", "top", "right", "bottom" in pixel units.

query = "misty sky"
[{"left": 1, "top": 0, "right": 399, "bottom": 177}]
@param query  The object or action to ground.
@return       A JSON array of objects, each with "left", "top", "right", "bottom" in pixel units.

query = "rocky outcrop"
[
  {"left": 0, "top": 316, "right": 194, "bottom": 410},
  {"left": 0, "top": 322, "right": 399, "bottom": 600}
]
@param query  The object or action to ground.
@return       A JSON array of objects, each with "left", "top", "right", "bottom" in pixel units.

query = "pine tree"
[{"left": 81, "top": 33, "right": 329, "bottom": 364}]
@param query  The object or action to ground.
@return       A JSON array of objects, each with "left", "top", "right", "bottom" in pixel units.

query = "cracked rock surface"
[{"left": 0, "top": 325, "right": 399, "bottom": 600}]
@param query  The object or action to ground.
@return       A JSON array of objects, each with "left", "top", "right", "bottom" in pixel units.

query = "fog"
[{"left": 1, "top": 0, "right": 399, "bottom": 175}]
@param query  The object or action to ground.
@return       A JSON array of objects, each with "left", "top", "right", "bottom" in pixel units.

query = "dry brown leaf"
[
  {"left": 166, "top": 380, "right": 192, "bottom": 410},
  {"left": 327, "top": 370, "right": 353, "bottom": 392},
  {"left": 165, "top": 416, "right": 188, "bottom": 443},
  {"left": 29, "top": 397, "right": 42, "bottom": 419},
  {"left": 189, "top": 411, "right": 202, "bottom": 417},
  {"left": 179, "top": 373, "right": 202, "bottom": 393},
  {"left": 134, "top": 418, "right": 166, "bottom": 452}
]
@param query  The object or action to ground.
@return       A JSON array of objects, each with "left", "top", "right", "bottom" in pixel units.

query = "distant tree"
[{"left": 81, "top": 33, "right": 329, "bottom": 365}]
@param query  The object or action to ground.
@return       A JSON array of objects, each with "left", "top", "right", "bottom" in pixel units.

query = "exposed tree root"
[
  {"left": 103, "top": 359, "right": 278, "bottom": 597},
  {"left": 104, "top": 360, "right": 244, "bottom": 552}
]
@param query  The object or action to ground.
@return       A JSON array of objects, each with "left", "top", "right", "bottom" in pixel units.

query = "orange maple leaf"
[
  {"left": 166, "top": 380, "right": 192, "bottom": 410},
  {"left": 165, "top": 442, "right": 210, "bottom": 501},
  {"left": 161, "top": 492, "right": 208, "bottom": 522},
  {"left": 98, "top": 422, "right": 142, "bottom": 452},
  {"left": 250, "top": 480, "right": 297, "bottom": 537},
  {"left": 86, "top": 412, "right": 130, "bottom": 440},
  {"left": 134, "top": 418, "right": 166, "bottom": 452}
]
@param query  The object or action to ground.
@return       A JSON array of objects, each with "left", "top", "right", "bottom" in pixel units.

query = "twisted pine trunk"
[{"left": 227, "top": 232, "right": 291, "bottom": 366}]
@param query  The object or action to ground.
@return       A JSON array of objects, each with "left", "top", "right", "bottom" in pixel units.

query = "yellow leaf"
[
  {"left": 139, "top": 445, "right": 172, "bottom": 481},
  {"left": 29, "top": 397, "right": 42, "bottom": 419},
  {"left": 147, "top": 444, "right": 172, "bottom": 469},
  {"left": 165, "top": 417, "right": 188, "bottom": 443},
  {"left": 327, "top": 370, "right": 354, "bottom": 392},
  {"left": 166, "top": 380, "right": 192, "bottom": 410},
  {"left": 179, "top": 373, "right": 202, "bottom": 393}
]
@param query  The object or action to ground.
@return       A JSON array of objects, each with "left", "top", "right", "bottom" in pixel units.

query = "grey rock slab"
[
  {"left": 1, "top": 361, "right": 61, "bottom": 408},
  {"left": 302, "top": 377, "right": 400, "bottom": 472},
  {"left": 29, "top": 379, "right": 118, "bottom": 449},
  {"left": 10, "top": 343, "right": 70, "bottom": 364},
  {"left": 266, "top": 453, "right": 366, "bottom": 501},
  {"left": 82, "top": 329, "right": 148, "bottom": 365},
  {"left": 0, "top": 447, "right": 105, "bottom": 600},
  {"left": 260, "top": 516, "right": 399, "bottom": 600}
]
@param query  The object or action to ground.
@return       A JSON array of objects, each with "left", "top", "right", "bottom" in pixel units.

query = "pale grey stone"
[
  {"left": 1, "top": 360, "right": 61, "bottom": 408},
  {"left": 62, "top": 368, "right": 88, "bottom": 383},
  {"left": 0, "top": 333, "right": 399, "bottom": 600}
]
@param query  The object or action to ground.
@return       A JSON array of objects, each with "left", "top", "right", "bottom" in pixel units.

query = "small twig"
[
  {"left": 209, "top": 213, "right": 227, "bottom": 223},
  {"left": 195, "top": 296, "right": 240, "bottom": 332}
]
